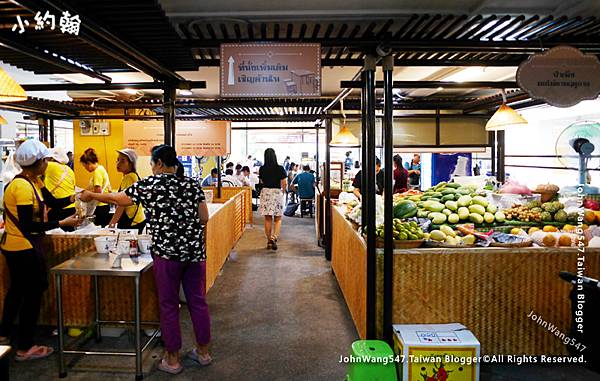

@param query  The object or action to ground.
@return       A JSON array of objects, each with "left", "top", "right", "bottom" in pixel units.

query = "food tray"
[
  {"left": 490, "top": 238, "right": 533, "bottom": 247},
  {"left": 423, "top": 240, "right": 476, "bottom": 248}
]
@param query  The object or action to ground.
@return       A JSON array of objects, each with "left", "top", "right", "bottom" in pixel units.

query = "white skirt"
[{"left": 259, "top": 188, "right": 284, "bottom": 216}]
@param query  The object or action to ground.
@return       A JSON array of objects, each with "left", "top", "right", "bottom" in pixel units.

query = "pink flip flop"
[
  {"left": 187, "top": 348, "right": 212, "bottom": 366},
  {"left": 157, "top": 358, "right": 184, "bottom": 375},
  {"left": 15, "top": 345, "right": 54, "bottom": 362}
]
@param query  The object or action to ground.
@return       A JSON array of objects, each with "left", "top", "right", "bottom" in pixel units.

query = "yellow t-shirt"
[
  {"left": 120, "top": 172, "right": 145, "bottom": 225},
  {"left": 1, "top": 177, "right": 44, "bottom": 251},
  {"left": 44, "top": 161, "right": 76, "bottom": 209},
  {"left": 88, "top": 165, "right": 111, "bottom": 206}
]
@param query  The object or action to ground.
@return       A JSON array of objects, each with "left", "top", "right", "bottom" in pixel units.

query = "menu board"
[{"left": 123, "top": 120, "right": 231, "bottom": 156}]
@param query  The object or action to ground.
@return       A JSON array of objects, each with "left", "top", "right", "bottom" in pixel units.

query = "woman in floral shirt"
[{"left": 80, "top": 145, "right": 211, "bottom": 374}]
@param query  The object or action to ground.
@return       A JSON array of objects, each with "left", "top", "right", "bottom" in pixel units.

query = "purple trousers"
[{"left": 152, "top": 256, "right": 211, "bottom": 352}]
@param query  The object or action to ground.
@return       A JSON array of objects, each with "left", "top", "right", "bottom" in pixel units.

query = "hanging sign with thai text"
[
  {"left": 517, "top": 46, "right": 600, "bottom": 108},
  {"left": 123, "top": 120, "right": 231, "bottom": 156},
  {"left": 220, "top": 43, "right": 321, "bottom": 97}
]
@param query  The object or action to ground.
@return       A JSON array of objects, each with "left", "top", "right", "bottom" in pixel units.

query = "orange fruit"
[
  {"left": 558, "top": 235, "right": 572, "bottom": 247},
  {"left": 582, "top": 224, "right": 589, "bottom": 230},
  {"left": 543, "top": 225, "right": 558, "bottom": 232},
  {"left": 584, "top": 210, "right": 596, "bottom": 224},
  {"left": 542, "top": 234, "right": 557, "bottom": 247},
  {"left": 594, "top": 211, "right": 600, "bottom": 223},
  {"left": 528, "top": 227, "right": 540, "bottom": 235}
]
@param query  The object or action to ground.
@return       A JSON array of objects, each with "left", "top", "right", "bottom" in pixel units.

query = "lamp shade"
[
  {"left": 0, "top": 68, "right": 27, "bottom": 102},
  {"left": 485, "top": 104, "right": 528, "bottom": 131},
  {"left": 0, "top": 115, "right": 7, "bottom": 125},
  {"left": 330, "top": 125, "right": 359, "bottom": 147}
]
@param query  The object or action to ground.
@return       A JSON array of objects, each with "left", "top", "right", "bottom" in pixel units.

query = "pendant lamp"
[
  {"left": 485, "top": 90, "right": 527, "bottom": 131},
  {"left": 0, "top": 67, "right": 27, "bottom": 102},
  {"left": 330, "top": 123, "right": 360, "bottom": 147},
  {"left": 329, "top": 98, "right": 360, "bottom": 147}
]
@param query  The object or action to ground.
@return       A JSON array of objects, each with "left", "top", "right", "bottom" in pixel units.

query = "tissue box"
[{"left": 393, "top": 323, "right": 480, "bottom": 381}]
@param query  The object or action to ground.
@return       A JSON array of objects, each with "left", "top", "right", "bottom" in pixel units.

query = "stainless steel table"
[{"left": 51, "top": 252, "right": 158, "bottom": 380}]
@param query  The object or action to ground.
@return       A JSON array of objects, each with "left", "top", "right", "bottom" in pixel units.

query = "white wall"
[{"left": 504, "top": 99, "right": 600, "bottom": 188}]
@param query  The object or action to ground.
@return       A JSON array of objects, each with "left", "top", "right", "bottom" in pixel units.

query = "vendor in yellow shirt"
[
  {"left": 0, "top": 140, "right": 81, "bottom": 361},
  {"left": 109, "top": 149, "right": 146, "bottom": 232},
  {"left": 79, "top": 148, "right": 112, "bottom": 227},
  {"left": 44, "top": 146, "right": 76, "bottom": 230}
]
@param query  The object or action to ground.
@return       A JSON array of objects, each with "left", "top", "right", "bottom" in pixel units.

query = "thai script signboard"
[
  {"left": 124, "top": 120, "right": 230, "bottom": 156},
  {"left": 220, "top": 43, "right": 321, "bottom": 97},
  {"left": 517, "top": 46, "right": 600, "bottom": 108}
]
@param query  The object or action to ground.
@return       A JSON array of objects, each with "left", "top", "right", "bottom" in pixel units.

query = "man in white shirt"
[
  {"left": 222, "top": 169, "right": 242, "bottom": 186},
  {"left": 242, "top": 165, "right": 259, "bottom": 190},
  {"left": 234, "top": 164, "right": 248, "bottom": 186}
]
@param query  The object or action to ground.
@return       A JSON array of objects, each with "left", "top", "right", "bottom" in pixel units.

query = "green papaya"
[
  {"left": 425, "top": 201, "right": 445, "bottom": 213},
  {"left": 457, "top": 195, "right": 472, "bottom": 207},
  {"left": 441, "top": 194, "right": 455, "bottom": 202},
  {"left": 458, "top": 207, "right": 470, "bottom": 220}
]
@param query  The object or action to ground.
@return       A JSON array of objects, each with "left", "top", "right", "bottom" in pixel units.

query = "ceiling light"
[
  {"left": 437, "top": 87, "right": 444, "bottom": 91},
  {"left": 124, "top": 88, "right": 138, "bottom": 95},
  {"left": 0, "top": 67, "right": 27, "bottom": 102},
  {"left": 179, "top": 89, "right": 193, "bottom": 96},
  {"left": 443, "top": 67, "right": 487, "bottom": 83},
  {"left": 330, "top": 124, "right": 359, "bottom": 147},
  {"left": 485, "top": 91, "right": 527, "bottom": 131}
]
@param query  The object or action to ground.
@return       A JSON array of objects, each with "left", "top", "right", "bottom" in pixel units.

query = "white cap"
[
  {"left": 14, "top": 139, "right": 51, "bottom": 167},
  {"left": 116, "top": 148, "right": 138, "bottom": 170},
  {"left": 49, "top": 146, "right": 69, "bottom": 164}
]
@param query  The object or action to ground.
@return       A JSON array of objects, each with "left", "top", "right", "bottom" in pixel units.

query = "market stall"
[
  {"left": 332, "top": 181, "right": 600, "bottom": 355},
  {"left": 0, "top": 190, "right": 248, "bottom": 326}
]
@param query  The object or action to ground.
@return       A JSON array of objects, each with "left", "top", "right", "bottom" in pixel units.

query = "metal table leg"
[
  {"left": 134, "top": 275, "right": 142, "bottom": 380},
  {"left": 94, "top": 275, "right": 101, "bottom": 342},
  {"left": 55, "top": 274, "right": 66, "bottom": 378}
]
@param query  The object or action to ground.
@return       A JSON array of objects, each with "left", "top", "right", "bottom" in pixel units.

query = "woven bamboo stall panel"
[
  {"left": 204, "top": 186, "right": 253, "bottom": 225},
  {"left": 0, "top": 236, "right": 95, "bottom": 326},
  {"left": 331, "top": 206, "right": 367, "bottom": 339},
  {"left": 206, "top": 195, "right": 237, "bottom": 290},
  {"left": 382, "top": 247, "right": 600, "bottom": 355}
]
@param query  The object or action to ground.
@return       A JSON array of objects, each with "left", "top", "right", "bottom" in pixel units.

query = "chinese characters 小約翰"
[{"left": 12, "top": 10, "right": 81, "bottom": 35}]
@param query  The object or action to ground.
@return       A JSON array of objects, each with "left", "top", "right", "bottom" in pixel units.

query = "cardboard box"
[{"left": 393, "top": 323, "right": 480, "bottom": 381}]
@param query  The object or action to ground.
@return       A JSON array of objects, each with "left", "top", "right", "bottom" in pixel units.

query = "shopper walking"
[
  {"left": 80, "top": 144, "right": 211, "bottom": 374},
  {"left": 393, "top": 154, "right": 409, "bottom": 194},
  {"left": 258, "top": 148, "right": 287, "bottom": 250},
  {"left": 405, "top": 153, "right": 421, "bottom": 189},
  {"left": 108, "top": 149, "right": 145, "bottom": 232},
  {"left": 79, "top": 148, "right": 112, "bottom": 226},
  {"left": 44, "top": 147, "right": 77, "bottom": 230},
  {"left": 0, "top": 140, "right": 81, "bottom": 361}
]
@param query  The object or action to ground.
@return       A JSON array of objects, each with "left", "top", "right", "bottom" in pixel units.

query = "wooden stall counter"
[
  {"left": 331, "top": 205, "right": 600, "bottom": 355},
  {"left": 0, "top": 188, "right": 250, "bottom": 327}
]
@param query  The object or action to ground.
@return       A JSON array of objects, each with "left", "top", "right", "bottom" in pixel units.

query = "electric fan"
[{"left": 555, "top": 121, "right": 600, "bottom": 194}]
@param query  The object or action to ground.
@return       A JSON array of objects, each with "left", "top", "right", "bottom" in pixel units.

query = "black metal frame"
[
  {"left": 363, "top": 55, "right": 377, "bottom": 340},
  {"left": 382, "top": 55, "right": 394, "bottom": 344}
]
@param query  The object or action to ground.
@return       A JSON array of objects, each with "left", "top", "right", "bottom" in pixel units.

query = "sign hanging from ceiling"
[
  {"left": 220, "top": 43, "right": 321, "bottom": 98},
  {"left": 123, "top": 120, "right": 231, "bottom": 156},
  {"left": 517, "top": 45, "right": 600, "bottom": 108}
]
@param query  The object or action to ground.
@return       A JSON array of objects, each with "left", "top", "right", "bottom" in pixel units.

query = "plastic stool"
[
  {"left": 300, "top": 199, "right": 314, "bottom": 217},
  {"left": 346, "top": 340, "right": 397, "bottom": 381}
]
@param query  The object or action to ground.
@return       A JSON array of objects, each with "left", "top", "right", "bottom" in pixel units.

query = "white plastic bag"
[{"left": 1, "top": 151, "right": 21, "bottom": 183}]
